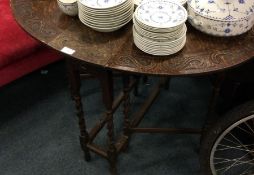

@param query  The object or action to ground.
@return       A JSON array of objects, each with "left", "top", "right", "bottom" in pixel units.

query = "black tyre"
[{"left": 200, "top": 101, "right": 254, "bottom": 175}]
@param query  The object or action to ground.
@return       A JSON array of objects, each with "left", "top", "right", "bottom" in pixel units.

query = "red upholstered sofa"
[{"left": 0, "top": 0, "right": 62, "bottom": 87}]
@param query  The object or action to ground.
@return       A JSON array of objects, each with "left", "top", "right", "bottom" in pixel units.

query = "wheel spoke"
[
  {"left": 216, "top": 143, "right": 254, "bottom": 152},
  {"left": 214, "top": 157, "right": 254, "bottom": 166},
  {"left": 216, "top": 163, "right": 254, "bottom": 174},
  {"left": 229, "top": 132, "right": 249, "bottom": 152},
  {"left": 244, "top": 121, "right": 254, "bottom": 135},
  {"left": 236, "top": 125, "right": 254, "bottom": 137},
  {"left": 223, "top": 137, "right": 241, "bottom": 146},
  {"left": 208, "top": 112, "right": 254, "bottom": 175},
  {"left": 238, "top": 165, "right": 254, "bottom": 175},
  {"left": 214, "top": 132, "right": 254, "bottom": 174},
  {"left": 227, "top": 132, "right": 245, "bottom": 147},
  {"left": 217, "top": 151, "right": 253, "bottom": 174}
]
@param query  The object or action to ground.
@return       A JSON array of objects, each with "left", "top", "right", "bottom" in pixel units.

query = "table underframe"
[{"left": 66, "top": 57, "right": 225, "bottom": 175}]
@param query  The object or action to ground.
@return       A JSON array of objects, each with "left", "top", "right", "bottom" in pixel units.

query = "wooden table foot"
[
  {"left": 99, "top": 70, "right": 118, "bottom": 175},
  {"left": 66, "top": 58, "right": 91, "bottom": 162},
  {"left": 122, "top": 75, "right": 131, "bottom": 151},
  {"left": 79, "top": 135, "right": 91, "bottom": 161}
]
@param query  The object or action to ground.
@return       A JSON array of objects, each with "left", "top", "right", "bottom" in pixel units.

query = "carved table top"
[{"left": 10, "top": 0, "right": 254, "bottom": 76}]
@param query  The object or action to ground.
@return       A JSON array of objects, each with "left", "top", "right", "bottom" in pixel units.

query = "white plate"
[
  {"left": 133, "top": 17, "right": 187, "bottom": 41},
  {"left": 134, "top": 0, "right": 187, "bottom": 6},
  {"left": 78, "top": 0, "right": 127, "bottom": 9},
  {"left": 133, "top": 32, "right": 185, "bottom": 47},
  {"left": 134, "top": 26, "right": 186, "bottom": 42},
  {"left": 133, "top": 25, "right": 187, "bottom": 56},
  {"left": 134, "top": 12, "right": 184, "bottom": 33},
  {"left": 134, "top": 34, "right": 186, "bottom": 49},
  {"left": 78, "top": 0, "right": 131, "bottom": 13},
  {"left": 133, "top": 14, "right": 183, "bottom": 32},
  {"left": 134, "top": 24, "right": 186, "bottom": 41},
  {"left": 134, "top": 36, "right": 186, "bottom": 55},
  {"left": 133, "top": 27, "right": 186, "bottom": 46},
  {"left": 79, "top": 5, "right": 133, "bottom": 23},
  {"left": 79, "top": 10, "right": 133, "bottom": 27},
  {"left": 135, "top": 0, "right": 187, "bottom": 29},
  {"left": 134, "top": 39, "right": 186, "bottom": 56},
  {"left": 79, "top": 14, "right": 132, "bottom": 32}
]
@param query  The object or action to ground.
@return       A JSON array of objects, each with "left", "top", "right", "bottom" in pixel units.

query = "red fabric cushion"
[
  {"left": 0, "top": 48, "right": 62, "bottom": 87},
  {"left": 0, "top": 0, "right": 40, "bottom": 69}
]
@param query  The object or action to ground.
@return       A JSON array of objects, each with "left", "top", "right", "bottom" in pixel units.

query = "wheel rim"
[{"left": 210, "top": 114, "right": 254, "bottom": 175}]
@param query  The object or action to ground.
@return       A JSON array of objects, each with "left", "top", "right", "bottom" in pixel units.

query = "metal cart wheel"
[{"left": 200, "top": 101, "right": 254, "bottom": 175}]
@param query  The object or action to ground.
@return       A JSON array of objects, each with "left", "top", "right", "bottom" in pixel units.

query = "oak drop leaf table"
[{"left": 10, "top": 0, "right": 254, "bottom": 174}]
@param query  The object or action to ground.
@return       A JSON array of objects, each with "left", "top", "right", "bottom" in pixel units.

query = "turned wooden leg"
[
  {"left": 65, "top": 58, "right": 91, "bottom": 161},
  {"left": 99, "top": 70, "right": 117, "bottom": 175},
  {"left": 122, "top": 75, "right": 131, "bottom": 151},
  {"left": 201, "top": 73, "right": 226, "bottom": 143},
  {"left": 207, "top": 73, "right": 226, "bottom": 118}
]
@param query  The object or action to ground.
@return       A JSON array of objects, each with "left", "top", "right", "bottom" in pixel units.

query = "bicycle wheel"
[{"left": 200, "top": 101, "right": 254, "bottom": 175}]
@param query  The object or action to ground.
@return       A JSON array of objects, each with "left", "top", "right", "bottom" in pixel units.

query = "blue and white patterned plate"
[
  {"left": 134, "top": 0, "right": 187, "bottom": 6},
  {"left": 135, "top": 0, "right": 187, "bottom": 29},
  {"left": 78, "top": 0, "right": 127, "bottom": 9}
]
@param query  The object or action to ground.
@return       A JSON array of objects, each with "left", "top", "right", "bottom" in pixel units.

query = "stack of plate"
[
  {"left": 133, "top": 0, "right": 188, "bottom": 56},
  {"left": 78, "top": 0, "right": 134, "bottom": 32},
  {"left": 134, "top": 0, "right": 187, "bottom": 6}
]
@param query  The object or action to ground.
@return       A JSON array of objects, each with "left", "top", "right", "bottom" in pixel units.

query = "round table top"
[{"left": 10, "top": 0, "right": 254, "bottom": 76}]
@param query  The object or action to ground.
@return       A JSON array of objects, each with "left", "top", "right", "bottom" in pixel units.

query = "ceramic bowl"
[
  {"left": 187, "top": 0, "right": 254, "bottom": 36},
  {"left": 57, "top": 0, "right": 78, "bottom": 16}
]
